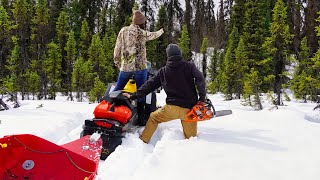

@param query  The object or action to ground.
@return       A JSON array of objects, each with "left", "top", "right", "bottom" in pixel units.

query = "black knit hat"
[{"left": 166, "top": 44, "right": 182, "bottom": 58}]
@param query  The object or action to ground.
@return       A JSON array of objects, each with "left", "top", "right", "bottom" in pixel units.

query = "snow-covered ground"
[{"left": 1, "top": 91, "right": 320, "bottom": 180}]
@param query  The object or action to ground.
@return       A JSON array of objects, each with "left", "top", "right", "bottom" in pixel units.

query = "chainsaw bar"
[{"left": 214, "top": 110, "right": 233, "bottom": 117}]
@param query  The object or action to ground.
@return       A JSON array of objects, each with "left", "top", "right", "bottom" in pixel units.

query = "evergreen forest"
[{"left": 0, "top": 0, "right": 319, "bottom": 109}]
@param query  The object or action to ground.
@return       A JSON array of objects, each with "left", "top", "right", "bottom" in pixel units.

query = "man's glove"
[
  {"left": 123, "top": 93, "right": 131, "bottom": 99},
  {"left": 197, "top": 99, "right": 210, "bottom": 105},
  {"left": 123, "top": 92, "right": 137, "bottom": 100},
  {"left": 197, "top": 101, "right": 206, "bottom": 106}
]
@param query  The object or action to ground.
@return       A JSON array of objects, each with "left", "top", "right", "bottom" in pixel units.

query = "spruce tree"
[
  {"left": 309, "top": 13, "right": 320, "bottom": 102},
  {"left": 3, "top": 74, "right": 19, "bottom": 99},
  {"left": 243, "top": 68, "right": 263, "bottom": 110},
  {"left": 0, "top": 0, "right": 9, "bottom": 10},
  {"left": 66, "top": 0, "right": 100, "bottom": 36},
  {"left": 115, "top": 0, "right": 134, "bottom": 32},
  {"left": 153, "top": 5, "right": 169, "bottom": 69},
  {"left": 286, "top": 0, "right": 302, "bottom": 56},
  {"left": 56, "top": 10, "right": 70, "bottom": 94},
  {"left": 229, "top": 0, "right": 246, "bottom": 35},
  {"left": 26, "top": 71, "right": 41, "bottom": 100},
  {"left": 84, "top": 0, "right": 101, "bottom": 33},
  {"left": 208, "top": 48, "right": 219, "bottom": 93},
  {"left": 98, "top": 4, "right": 107, "bottom": 36},
  {"left": 293, "top": 37, "right": 312, "bottom": 76},
  {"left": 64, "top": 30, "right": 77, "bottom": 100},
  {"left": 89, "top": 76, "right": 106, "bottom": 103},
  {"left": 240, "top": 0, "right": 269, "bottom": 110},
  {"left": 4, "top": 36, "right": 20, "bottom": 98},
  {"left": 292, "top": 0, "right": 302, "bottom": 59},
  {"left": 263, "top": 0, "right": 276, "bottom": 37},
  {"left": 304, "top": 0, "right": 320, "bottom": 55},
  {"left": 192, "top": 0, "right": 205, "bottom": 52},
  {"left": 263, "top": 0, "right": 293, "bottom": 105},
  {"left": 79, "top": 18, "right": 91, "bottom": 60},
  {"left": 44, "top": 42, "right": 62, "bottom": 100},
  {"left": 204, "top": 0, "right": 216, "bottom": 46},
  {"left": 30, "top": 0, "right": 49, "bottom": 62},
  {"left": 0, "top": 5, "right": 12, "bottom": 83},
  {"left": 242, "top": 0, "right": 267, "bottom": 70},
  {"left": 72, "top": 57, "right": 83, "bottom": 102},
  {"left": 27, "top": 59, "right": 42, "bottom": 100},
  {"left": 201, "top": 37, "right": 208, "bottom": 79},
  {"left": 178, "top": 24, "right": 191, "bottom": 60},
  {"left": 235, "top": 36, "right": 248, "bottom": 99},
  {"left": 140, "top": 0, "right": 157, "bottom": 29},
  {"left": 11, "top": 0, "right": 32, "bottom": 100},
  {"left": 166, "top": 0, "right": 183, "bottom": 42},
  {"left": 99, "top": 0, "right": 121, "bottom": 35},
  {"left": 72, "top": 57, "right": 91, "bottom": 102},
  {"left": 216, "top": 0, "right": 227, "bottom": 49},
  {"left": 49, "top": 0, "right": 67, "bottom": 39},
  {"left": 30, "top": 0, "right": 49, "bottom": 98},
  {"left": 102, "top": 29, "right": 116, "bottom": 82},
  {"left": 216, "top": 50, "right": 225, "bottom": 92},
  {"left": 310, "top": 52, "right": 320, "bottom": 102},
  {"left": 105, "top": 1, "right": 117, "bottom": 29},
  {"left": 221, "top": 27, "right": 239, "bottom": 100},
  {"left": 141, "top": 1, "right": 157, "bottom": 67},
  {"left": 146, "top": 38, "right": 157, "bottom": 70},
  {"left": 88, "top": 34, "right": 108, "bottom": 84},
  {"left": 184, "top": 0, "right": 192, "bottom": 52},
  {"left": 64, "top": 0, "right": 86, "bottom": 40},
  {"left": 292, "top": 70, "right": 315, "bottom": 102}
]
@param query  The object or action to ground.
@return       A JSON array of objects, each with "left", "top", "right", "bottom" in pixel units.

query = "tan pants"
[{"left": 140, "top": 105, "right": 197, "bottom": 143}]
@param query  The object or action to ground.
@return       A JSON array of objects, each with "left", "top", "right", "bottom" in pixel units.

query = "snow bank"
[{"left": 1, "top": 93, "right": 320, "bottom": 180}]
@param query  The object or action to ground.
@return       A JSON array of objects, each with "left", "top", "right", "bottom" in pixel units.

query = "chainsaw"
[{"left": 185, "top": 99, "right": 232, "bottom": 122}]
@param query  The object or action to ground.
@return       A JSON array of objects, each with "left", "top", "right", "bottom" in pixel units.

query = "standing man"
[
  {"left": 124, "top": 44, "right": 206, "bottom": 143},
  {"left": 113, "top": 10, "right": 164, "bottom": 125}
]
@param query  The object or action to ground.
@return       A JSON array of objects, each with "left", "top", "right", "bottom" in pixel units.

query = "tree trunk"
[
  {"left": 254, "top": 85, "right": 262, "bottom": 110},
  {"left": 202, "top": 53, "right": 207, "bottom": 79},
  {"left": 0, "top": 99, "right": 9, "bottom": 110}
]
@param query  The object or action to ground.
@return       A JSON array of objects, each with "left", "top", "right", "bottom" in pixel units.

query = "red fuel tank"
[{"left": 93, "top": 100, "right": 132, "bottom": 124}]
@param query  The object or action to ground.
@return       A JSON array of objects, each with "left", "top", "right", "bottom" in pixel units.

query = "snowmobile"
[{"left": 81, "top": 77, "right": 157, "bottom": 160}]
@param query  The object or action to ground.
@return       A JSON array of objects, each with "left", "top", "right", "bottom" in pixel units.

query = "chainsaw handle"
[
  {"left": 211, "top": 103, "right": 216, "bottom": 116},
  {"left": 204, "top": 99, "right": 216, "bottom": 116}
]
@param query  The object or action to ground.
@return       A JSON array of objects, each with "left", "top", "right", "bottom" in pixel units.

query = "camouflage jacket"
[{"left": 114, "top": 24, "right": 164, "bottom": 72}]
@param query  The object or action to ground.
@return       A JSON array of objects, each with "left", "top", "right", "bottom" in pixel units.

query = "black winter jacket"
[{"left": 131, "top": 55, "right": 206, "bottom": 109}]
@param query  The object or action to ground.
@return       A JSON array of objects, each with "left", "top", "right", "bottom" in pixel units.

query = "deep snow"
[{"left": 1, "top": 91, "right": 320, "bottom": 180}]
